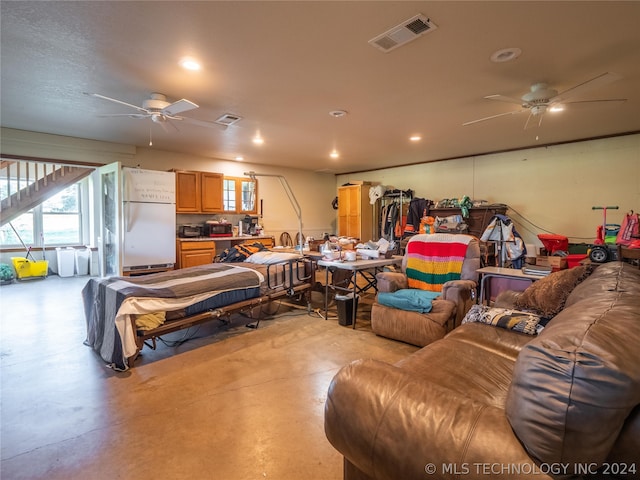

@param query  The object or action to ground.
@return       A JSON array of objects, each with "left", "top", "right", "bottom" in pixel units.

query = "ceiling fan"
[
  {"left": 84, "top": 92, "right": 225, "bottom": 132},
  {"left": 463, "top": 72, "right": 626, "bottom": 129}
]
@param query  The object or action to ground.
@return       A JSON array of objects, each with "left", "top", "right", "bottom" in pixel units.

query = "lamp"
[{"left": 244, "top": 171, "right": 304, "bottom": 255}]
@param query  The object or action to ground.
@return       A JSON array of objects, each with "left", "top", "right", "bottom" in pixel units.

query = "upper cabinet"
[
  {"left": 174, "top": 170, "right": 223, "bottom": 213},
  {"left": 223, "top": 177, "right": 258, "bottom": 214}
]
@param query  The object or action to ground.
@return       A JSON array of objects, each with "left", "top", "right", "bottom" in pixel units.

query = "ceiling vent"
[
  {"left": 368, "top": 14, "right": 437, "bottom": 53},
  {"left": 215, "top": 113, "right": 242, "bottom": 126}
]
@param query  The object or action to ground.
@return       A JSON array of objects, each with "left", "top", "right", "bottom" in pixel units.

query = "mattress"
[{"left": 83, "top": 260, "right": 310, "bottom": 370}]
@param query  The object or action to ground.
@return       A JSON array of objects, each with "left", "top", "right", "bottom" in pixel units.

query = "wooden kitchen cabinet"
[
  {"left": 176, "top": 240, "right": 216, "bottom": 269},
  {"left": 174, "top": 170, "right": 223, "bottom": 213},
  {"left": 201, "top": 172, "right": 224, "bottom": 212},
  {"left": 337, "top": 183, "right": 375, "bottom": 241}
]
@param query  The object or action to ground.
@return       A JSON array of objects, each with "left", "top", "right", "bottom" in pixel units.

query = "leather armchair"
[{"left": 371, "top": 234, "right": 480, "bottom": 346}]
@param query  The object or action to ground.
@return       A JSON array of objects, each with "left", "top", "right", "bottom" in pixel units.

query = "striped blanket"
[
  {"left": 405, "top": 234, "right": 472, "bottom": 292},
  {"left": 83, "top": 264, "right": 264, "bottom": 371}
]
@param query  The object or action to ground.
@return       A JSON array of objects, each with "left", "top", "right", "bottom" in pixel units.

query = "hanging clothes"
[
  {"left": 480, "top": 214, "right": 527, "bottom": 268},
  {"left": 404, "top": 198, "right": 432, "bottom": 236}
]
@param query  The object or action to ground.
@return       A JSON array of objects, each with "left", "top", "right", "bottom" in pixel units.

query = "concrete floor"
[{"left": 0, "top": 274, "right": 417, "bottom": 480}]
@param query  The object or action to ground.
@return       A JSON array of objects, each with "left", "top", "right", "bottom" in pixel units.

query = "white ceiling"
[{"left": 1, "top": 1, "right": 639, "bottom": 174}]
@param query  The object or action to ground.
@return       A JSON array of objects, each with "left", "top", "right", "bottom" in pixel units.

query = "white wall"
[
  {"left": 3, "top": 128, "right": 638, "bottom": 253},
  {"left": 1, "top": 128, "right": 337, "bottom": 246},
  {"left": 337, "top": 134, "right": 639, "bottom": 250}
]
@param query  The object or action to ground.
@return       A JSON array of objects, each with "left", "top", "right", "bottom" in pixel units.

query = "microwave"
[
  {"left": 178, "top": 224, "right": 203, "bottom": 238},
  {"left": 204, "top": 222, "right": 233, "bottom": 237}
]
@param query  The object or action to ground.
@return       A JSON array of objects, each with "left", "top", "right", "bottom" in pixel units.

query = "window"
[
  {"left": 0, "top": 183, "right": 84, "bottom": 247},
  {"left": 223, "top": 178, "right": 237, "bottom": 212},
  {"left": 222, "top": 177, "right": 257, "bottom": 214}
]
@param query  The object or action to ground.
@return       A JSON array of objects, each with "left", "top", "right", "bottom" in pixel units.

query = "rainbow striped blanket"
[{"left": 405, "top": 234, "right": 472, "bottom": 292}]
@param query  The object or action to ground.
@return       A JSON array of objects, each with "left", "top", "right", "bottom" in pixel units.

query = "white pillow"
[{"left": 245, "top": 251, "right": 301, "bottom": 265}]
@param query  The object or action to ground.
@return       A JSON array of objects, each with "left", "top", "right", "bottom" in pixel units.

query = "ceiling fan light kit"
[
  {"left": 86, "top": 91, "right": 230, "bottom": 134},
  {"left": 463, "top": 72, "right": 626, "bottom": 129}
]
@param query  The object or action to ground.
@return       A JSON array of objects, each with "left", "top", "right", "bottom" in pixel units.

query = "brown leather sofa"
[{"left": 325, "top": 262, "right": 640, "bottom": 480}]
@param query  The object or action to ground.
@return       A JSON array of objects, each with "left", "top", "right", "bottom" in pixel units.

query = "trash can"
[
  {"left": 75, "top": 247, "right": 91, "bottom": 276},
  {"left": 335, "top": 293, "right": 358, "bottom": 326},
  {"left": 56, "top": 247, "right": 76, "bottom": 277}
]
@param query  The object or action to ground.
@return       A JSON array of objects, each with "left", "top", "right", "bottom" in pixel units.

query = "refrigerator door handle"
[{"left": 125, "top": 201, "right": 132, "bottom": 233}]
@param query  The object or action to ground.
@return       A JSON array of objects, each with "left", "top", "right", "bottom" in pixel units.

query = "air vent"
[
  {"left": 215, "top": 113, "right": 242, "bottom": 126},
  {"left": 368, "top": 14, "right": 437, "bottom": 53}
]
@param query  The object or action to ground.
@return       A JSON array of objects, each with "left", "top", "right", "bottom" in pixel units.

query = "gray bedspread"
[{"left": 83, "top": 263, "right": 264, "bottom": 370}]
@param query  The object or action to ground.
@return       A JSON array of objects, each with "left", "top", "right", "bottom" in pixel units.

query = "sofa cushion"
[
  {"left": 565, "top": 261, "right": 640, "bottom": 308},
  {"left": 506, "top": 278, "right": 640, "bottom": 464},
  {"left": 514, "top": 265, "right": 593, "bottom": 317},
  {"left": 397, "top": 323, "right": 531, "bottom": 407},
  {"left": 371, "top": 300, "right": 454, "bottom": 347}
]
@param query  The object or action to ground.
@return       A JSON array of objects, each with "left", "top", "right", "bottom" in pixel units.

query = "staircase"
[{"left": 0, "top": 159, "right": 94, "bottom": 227}]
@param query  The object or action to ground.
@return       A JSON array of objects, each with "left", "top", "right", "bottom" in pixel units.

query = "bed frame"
[{"left": 127, "top": 257, "right": 316, "bottom": 367}]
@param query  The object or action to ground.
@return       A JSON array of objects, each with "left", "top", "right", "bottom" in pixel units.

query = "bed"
[{"left": 83, "top": 252, "right": 314, "bottom": 371}]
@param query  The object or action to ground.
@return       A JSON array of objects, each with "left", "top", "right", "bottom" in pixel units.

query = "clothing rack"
[{"left": 378, "top": 189, "right": 413, "bottom": 246}]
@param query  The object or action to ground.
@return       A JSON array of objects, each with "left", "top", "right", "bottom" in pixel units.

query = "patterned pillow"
[
  {"left": 514, "top": 265, "right": 594, "bottom": 317},
  {"left": 462, "top": 304, "right": 546, "bottom": 335}
]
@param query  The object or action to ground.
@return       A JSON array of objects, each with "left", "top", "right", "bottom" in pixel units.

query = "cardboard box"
[{"left": 535, "top": 256, "right": 567, "bottom": 270}]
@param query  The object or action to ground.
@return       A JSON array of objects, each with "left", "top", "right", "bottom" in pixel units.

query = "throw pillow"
[
  {"left": 514, "top": 265, "right": 594, "bottom": 317},
  {"left": 462, "top": 304, "right": 546, "bottom": 335}
]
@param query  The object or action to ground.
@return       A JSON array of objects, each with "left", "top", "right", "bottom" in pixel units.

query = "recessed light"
[
  {"left": 179, "top": 57, "right": 201, "bottom": 71},
  {"left": 329, "top": 110, "right": 348, "bottom": 118},
  {"left": 330, "top": 150, "right": 339, "bottom": 159},
  {"left": 409, "top": 135, "right": 422, "bottom": 142},
  {"left": 252, "top": 135, "right": 264, "bottom": 145},
  {"left": 490, "top": 47, "right": 522, "bottom": 63},
  {"left": 235, "top": 156, "right": 244, "bottom": 161}
]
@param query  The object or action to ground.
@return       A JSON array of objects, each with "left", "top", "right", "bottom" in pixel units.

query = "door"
[
  {"left": 123, "top": 202, "right": 176, "bottom": 268},
  {"left": 97, "top": 162, "right": 122, "bottom": 276}
]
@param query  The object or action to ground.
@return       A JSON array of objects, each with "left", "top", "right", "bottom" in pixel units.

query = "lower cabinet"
[{"left": 176, "top": 240, "right": 216, "bottom": 269}]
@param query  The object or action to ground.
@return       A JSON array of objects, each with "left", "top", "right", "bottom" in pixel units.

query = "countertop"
[{"left": 177, "top": 235, "right": 274, "bottom": 242}]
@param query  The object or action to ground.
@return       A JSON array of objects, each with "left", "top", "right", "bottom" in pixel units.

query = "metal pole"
[{"left": 244, "top": 171, "right": 304, "bottom": 255}]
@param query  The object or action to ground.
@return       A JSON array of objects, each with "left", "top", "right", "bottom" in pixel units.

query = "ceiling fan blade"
[
  {"left": 550, "top": 72, "right": 621, "bottom": 103},
  {"left": 523, "top": 112, "right": 543, "bottom": 130},
  {"left": 484, "top": 94, "right": 523, "bottom": 105},
  {"left": 176, "top": 116, "right": 228, "bottom": 130},
  {"left": 564, "top": 98, "right": 627, "bottom": 106},
  {"left": 157, "top": 120, "right": 171, "bottom": 133},
  {"left": 165, "top": 119, "right": 180, "bottom": 132},
  {"left": 84, "top": 92, "right": 149, "bottom": 114},
  {"left": 97, "top": 113, "right": 149, "bottom": 119},
  {"left": 162, "top": 99, "right": 198, "bottom": 116},
  {"left": 462, "top": 109, "right": 526, "bottom": 126}
]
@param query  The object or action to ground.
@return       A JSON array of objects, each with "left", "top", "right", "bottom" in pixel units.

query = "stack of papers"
[{"left": 522, "top": 265, "right": 553, "bottom": 276}]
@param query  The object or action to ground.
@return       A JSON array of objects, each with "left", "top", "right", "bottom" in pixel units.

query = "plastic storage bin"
[
  {"left": 56, "top": 247, "right": 76, "bottom": 277},
  {"left": 566, "top": 254, "right": 588, "bottom": 269},
  {"left": 335, "top": 293, "right": 359, "bottom": 326}
]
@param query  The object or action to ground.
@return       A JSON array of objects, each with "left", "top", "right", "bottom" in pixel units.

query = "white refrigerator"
[{"left": 122, "top": 167, "right": 176, "bottom": 273}]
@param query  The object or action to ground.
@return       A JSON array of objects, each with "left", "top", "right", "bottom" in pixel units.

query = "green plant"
[{"left": 0, "top": 263, "right": 15, "bottom": 282}]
